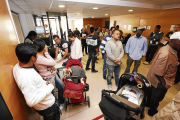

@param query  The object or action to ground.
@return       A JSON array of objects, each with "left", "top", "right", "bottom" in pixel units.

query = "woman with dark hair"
[
  {"left": 25, "top": 31, "right": 37, "bottom": 43},
  {"left": 33, "top": 39, "right": 65, "bottom": 110},
  {"left": 68, "top": 32, "right": 83, "bottom": 61}
]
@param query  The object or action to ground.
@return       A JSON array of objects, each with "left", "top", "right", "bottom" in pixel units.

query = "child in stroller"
[
  {"left": 62, "top": 59, "right": 90, "bottom": 111},
  {"left": 120, "top": 85, "right": 143, "bottom": 105},
  {"left": 99, "top": 73, "right": 151, "bottom": 120}
]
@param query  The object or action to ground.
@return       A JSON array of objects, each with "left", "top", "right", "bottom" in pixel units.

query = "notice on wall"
[
  {"left": 128, "top": 25, "right": 131, "bottom": 30},
  {"left": 85, "top": 25, "right": 87, "bottom": 29},
  {"left": 124, "top": 25, "right": 127, "bottom": 29},
  {"left": 144, "top": 26, "right": 146, "bottom": 29},
  {"left": 170, "top": 25, "right": 175, "bottom": 31},
  {"left": 147, "top": 26, "right": 151, "bottom": 29}
]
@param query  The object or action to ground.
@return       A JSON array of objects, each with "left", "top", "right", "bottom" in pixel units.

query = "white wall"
[
  {"left": 110, "top": 15, "right": 121, "bottom": 28},
  {"left": 68, "top": 19, "right": 74, "bottom": 31},
  {"left": 73, "top": 18, "right": 83, "bottom": 31},
  {"left": 19, "top": 14, "right": 36, "bottom": 38}
]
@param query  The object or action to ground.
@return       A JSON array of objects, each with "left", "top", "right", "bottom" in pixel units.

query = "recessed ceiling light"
[
  {"left": 93, "top": 7, "right": 98, "bottom": 10},
  {"left": 128, "top": 9, "right": 133, "bottom": 12},
  {"left": 105, "top": 14, "right": 108, "bottom": 16},
  {"left": 91, "top": 16, "right": 94, "bottom": 18},
  {"left": 58, "top": 5, "right": 65, "bottom": 8}
]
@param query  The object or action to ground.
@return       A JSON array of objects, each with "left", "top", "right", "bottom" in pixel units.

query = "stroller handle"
[
  {"left": 102, "top": 90, "right": 141, "bottom": 113},
  {"left": 66, "top": 75, "right": 87, "bottom": 79},
  {"left": 122, "top": 73, "right": 147, "bottom": 86}
]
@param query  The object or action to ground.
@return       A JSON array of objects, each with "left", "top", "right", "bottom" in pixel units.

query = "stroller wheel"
[
  {"left": 104, "top": 116, "right": 109, "bottom": 120},
  {"left": 64, "top": 99, "right": 67, "bottom": 111},
  {"left": 87, "top": 96, "right": 90, "bottom": 107}
]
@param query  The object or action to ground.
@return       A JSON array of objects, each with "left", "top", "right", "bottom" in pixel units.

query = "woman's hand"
[{"left": 44, "top": 45, "right": 48, "bottom": 52}]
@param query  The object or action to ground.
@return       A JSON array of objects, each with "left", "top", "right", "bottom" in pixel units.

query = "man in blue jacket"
[{"left": 100, "top": 27, "right": 115, "bottom": 79}]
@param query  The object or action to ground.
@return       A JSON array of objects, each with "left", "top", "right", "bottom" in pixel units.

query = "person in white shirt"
[
  {"left": 13, "top": 43, "right": 60, "bottom": 120},
  {"left": 68, "top": 32, "right": 83, "bottom": 61}
]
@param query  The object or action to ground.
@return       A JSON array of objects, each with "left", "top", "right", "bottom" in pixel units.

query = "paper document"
[
  {"left": 160, "top": 38, "right": 168, "bottom": 45},
  {"left": 82, "top": 34, "right": 86, "bottom": 37}
]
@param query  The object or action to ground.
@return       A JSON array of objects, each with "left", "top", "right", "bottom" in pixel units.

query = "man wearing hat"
[
  {"left": 146, "top": 32, "right": 180, "bottom": 116},
  {"left": 124, "top": 26, "right": 147, "bottom": 73},
  {"left": 143, "top": 25, "right": 164, "bottom": 65}
]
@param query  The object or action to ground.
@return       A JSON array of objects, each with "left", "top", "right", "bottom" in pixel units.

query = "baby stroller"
[
  {"left": 99, "top": 73, "right": 151, "bottom": 120},
  {"left": 62, "top": 59, "right": 90, "bottom": 111}
]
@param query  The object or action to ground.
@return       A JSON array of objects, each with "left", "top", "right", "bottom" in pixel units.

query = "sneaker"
[
  {"left": 111, "top": 76, "right": 114, "bottom": 79},
  {"left": 143, "top": 61, "right": 147, "bottom": 64},
  {"left": 144, "top": 62, "right": 150, "bottom": 65},
  {"left": 92, "top": 70, "right": 98, "bottom": 73},
  {"left": 59, "top": 104, "right": 64, "bottom": 110},
  {"left": 103, "top": 76, "right": 106, "bottom": 79},
  {"left": 108, "top": 84, "right": 112, "bottom": 90},
  {"left": 85, "top": 68, "right": 91, "bottom": 70}
]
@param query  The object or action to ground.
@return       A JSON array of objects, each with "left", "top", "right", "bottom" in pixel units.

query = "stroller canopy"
[
  {"left": 118, "top": 73, "right": 151, "bottom": 97},
  {"left": 66, "top": 59, "right": 83, "bottom": 68}
]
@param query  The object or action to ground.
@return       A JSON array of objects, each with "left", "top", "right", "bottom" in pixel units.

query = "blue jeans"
[
  {"left": 107, "top": 65, "right": 121, "bottom": 86},
  {"left": 46, "top": 74, "right": 65, "bottom": 104},
  {"left": 103, "top": 56, "right": 107, "bottom": 76}
]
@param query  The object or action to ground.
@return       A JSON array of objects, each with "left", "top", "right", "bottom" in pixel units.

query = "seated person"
[
  {"left": 53, "top": 35, "right": 71, "bottom": 63},
  {"left": 13, "top": 43, "right": 60, "bottom": 120},
  {"left": 33, "top": 39, "right": 65, "bottom": 110},
  {"left": 24, "top": 31, "right": 37, "bottom": 43},
  {"left": 120, "top": 85, "right": 143, "bottom": 105}
]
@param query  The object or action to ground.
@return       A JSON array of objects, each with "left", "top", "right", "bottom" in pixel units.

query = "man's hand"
[
  {"left": 97, "top": 52, "right": 99, "bottom": 56},
  {"left": 104, "top": 54, "right": 107, "bottom": 57},
  {"left": 57, "top": 59, "right": 63, "bottom": 63},
  {"left": 119, "top": 62, "right": 122, "bottom": 66},
  {"left": 165, "top": 84, "right": 171, "bottom": 89},
  {"left": 46, "top": 81, "right": 49, "bottom": 85},
  {"left": 114, "top": 59, "right": 119, "bottom": 64},
  {"left": 46, "top": 81, "right": 55, "bottom": 88},
  {"left": 164, "top": 37, "right": 170, "bottom": 42}
]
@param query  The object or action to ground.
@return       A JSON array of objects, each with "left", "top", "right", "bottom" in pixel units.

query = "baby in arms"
[{"left": 120, "top": 85, "right": 143, "bottom": 105}]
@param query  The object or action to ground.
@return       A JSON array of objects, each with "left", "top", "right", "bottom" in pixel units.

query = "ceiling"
[{"left": 8, "top": 0, "right": 180, "bottom": 19}]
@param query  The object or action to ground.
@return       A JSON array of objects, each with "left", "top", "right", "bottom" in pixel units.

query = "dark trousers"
[
  {"left": 36, "top": 103, "right": 60, "bottom": 120},
  {"left": 124, "top": 55, "right": 141, "bottom": 73},
  {"left": 175, "top": 51, "right": 180, "bottom": 83},
  {"left": 145, "top": 45, "right": 158, "bottom": 63},
  {"left": 147, "top": 83, "right": 167, "bottom": 115},
  {"left": 175, "top": 64, "right": 180, "bottom": 83},
  {"left": 86, "top": 53, "right": 96, "bottom": 71},
  {"left": 82, "top": 41, "right": 88, "bottom": 54}
]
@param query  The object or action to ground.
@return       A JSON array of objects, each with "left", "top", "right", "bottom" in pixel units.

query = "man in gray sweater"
[{"left": 105, "top": 30, "right": 124, "bottom": 90}]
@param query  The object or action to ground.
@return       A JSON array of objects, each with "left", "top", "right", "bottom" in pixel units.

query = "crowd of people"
[{"left": 13, "top": 24, "right": 180, "bottom": 120}]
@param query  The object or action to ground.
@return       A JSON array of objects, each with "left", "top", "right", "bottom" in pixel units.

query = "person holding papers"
[
  {"left": 80, "top": 28, "right": 88, "bottom": 55},
  {"left": 33, "top": 39, "right": 65, "bottom": 110}
]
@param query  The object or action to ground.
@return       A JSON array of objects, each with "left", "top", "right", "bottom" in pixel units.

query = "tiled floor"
[{"left": 60, "top": 54, "right": 180, "bottom": 120}]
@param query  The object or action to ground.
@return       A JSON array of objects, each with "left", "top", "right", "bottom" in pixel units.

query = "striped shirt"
[{"left": 100, "top": 34, "right": 113, "bottom": 55}]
